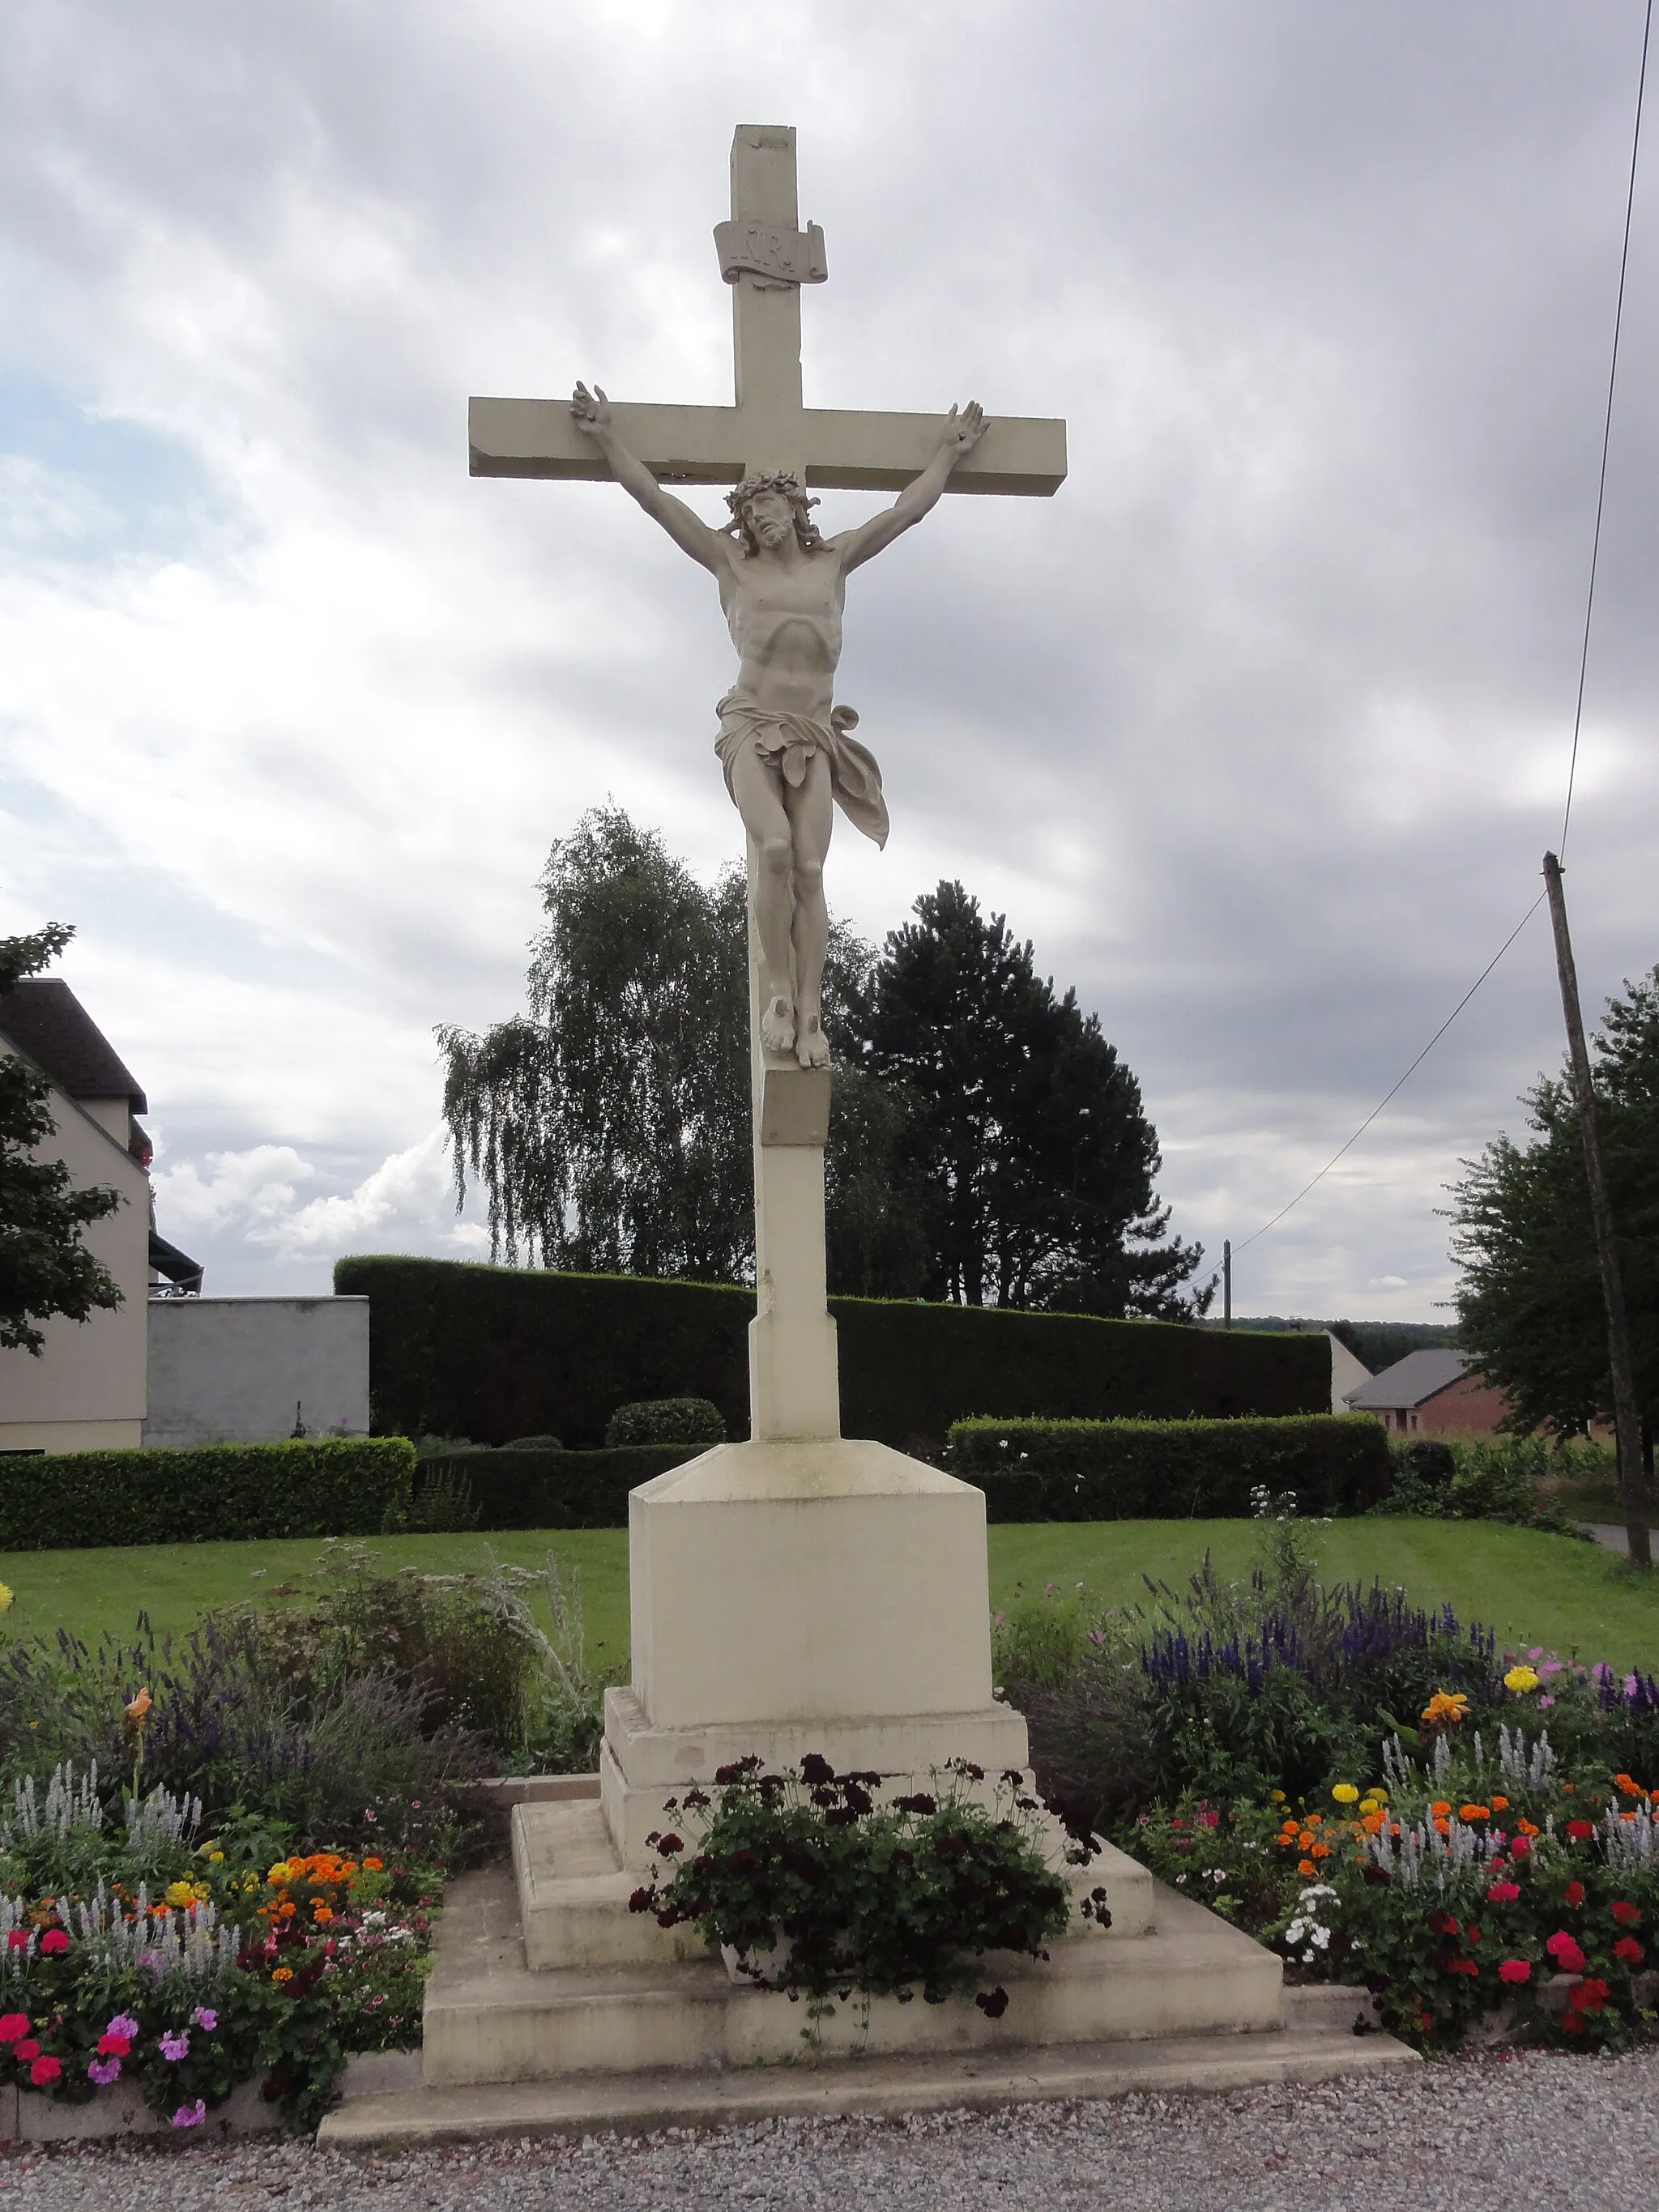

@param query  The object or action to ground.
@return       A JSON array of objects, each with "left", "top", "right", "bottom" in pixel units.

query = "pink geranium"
[{"left": 1546, "top": 1930, "right": 1587, "bottom": 1974}]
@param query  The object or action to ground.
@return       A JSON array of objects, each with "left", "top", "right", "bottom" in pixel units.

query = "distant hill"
[{"left": 1198, "top": 1315, "right": 1459, "bottom": 1377}]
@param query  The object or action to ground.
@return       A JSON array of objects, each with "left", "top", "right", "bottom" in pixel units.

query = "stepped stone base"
[{"left": 318, "top": 1778, "right": 1418, "bottom": 2148}]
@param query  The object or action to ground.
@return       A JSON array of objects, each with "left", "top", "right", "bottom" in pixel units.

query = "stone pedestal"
[{"left": 600, "top": 1438, "right": 1028, "bottom": 1866}]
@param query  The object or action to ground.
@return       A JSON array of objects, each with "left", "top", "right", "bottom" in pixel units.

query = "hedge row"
[
  {"left": 417, "top": 1446, "right": 698, "bottom": 1530},
  {"left": 335, "top": 1255, "right": 1329, "bottom": 1451},
  {"left": 2, "top": 1438, "right": 415, "bottom": 1552},
  {"left": 948, "top": 1414, "right": 1391, "bottom": 1521}
]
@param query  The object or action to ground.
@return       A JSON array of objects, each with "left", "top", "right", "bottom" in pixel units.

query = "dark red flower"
[
  {"left": 656, "top": 1834, "right": 684, "bottom": 1857},
  {"left": 1566, "top": 1820, "right": 1594, "bottom": 1843},
  {"left": 1446, "top": 1958, "right": 1479, "bottom": 1976},
  {"left": 1564, "top": 1880, "right": 1585, "bottom": 1906},
  {"left": 1561, "top": 2007, "right": 1587, "bottom": 2035},
  {"left": 798, "top": 1754, "right": 835, "bottom": 1787},
  {"left": 974, "top": 1986, "right": 1009, "bottom": 2018},
  {"left": 1427, "top": 1911, "right": 1461, "bottom": 1937},
  {"left": 1577, "top": 1976, "right": 1610, "bottom": 2012},
  {"left": 1612, "top": 1900, "right": 1641, "bottom": 1926},
  {"left": 1499, "top": 1958, "right": 1531, "bottom": 1985},
  {"left": 38, "top": 1930, "right": 67, "bottom": 1956},
  {"left": 1614, "top": 1937, "right": 1644, "bottom": 1965},
  {"left": 627, "top": 1889, "right": 654, "bottom": 1915}
]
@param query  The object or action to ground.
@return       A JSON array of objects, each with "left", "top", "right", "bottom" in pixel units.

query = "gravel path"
[{"left": 2, "top": 2052, "right": 1657, "bottom": 2211}]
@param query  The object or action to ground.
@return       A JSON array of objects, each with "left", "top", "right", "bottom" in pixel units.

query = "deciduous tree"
[{"left": 0, "top": 925, "right": 125, "bottom": 1354}]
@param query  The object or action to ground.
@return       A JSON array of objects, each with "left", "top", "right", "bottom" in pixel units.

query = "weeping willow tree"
[
  {"left": 439, "top": 809, "right": 753, "bottom": 1281},
  {"left": 440, "top": 807, "right": 887, "bottom": 1286}
]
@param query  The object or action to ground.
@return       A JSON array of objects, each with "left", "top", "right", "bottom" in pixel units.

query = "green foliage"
[
  {"left": 1451, "top": 964, "right": 1659, "bottom": 1447},
  {"left": 604, "top": 1396, "right": 725, "bottom": 1449},
  {"left": 405, "top": 1465, "right": 480, "bottom": 1532},
  {"left": 338, "top": 1254, "right": 1328, "bottom": 1452},
  {"left": 992, "top": 1583, "right": 1094, "bottom": 1690},
  {"left": 1375, "top": 1434, "right": 1588, "bottom": 1532},
  {"left": 0, "top": 923, "right": 125, "bottom": 1356},
  {"left": 949, "top": 1413, "right": 1391, "bottom": 1519},
  {"left": 0, "top": 1439, "right": 415, "bottom": 1552},
  {"left": 415, "top": 1446, "right": 697, "bottom": 1531},
  {"left": 851, "top": 880, "right": 1206, "bottom": 1317},
  {"left": 630, "top": 1754, "right": 1084, "bottom": 2013},
  {"left": 1126, "top": 1795, "right": 1295, "bottom": 1929},
  {"left": 437, "top": 808, "right": 754, "bottom": 1281}
]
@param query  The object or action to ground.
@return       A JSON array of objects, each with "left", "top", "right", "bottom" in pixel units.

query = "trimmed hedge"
[
  {"left": 5, "top": 1438, "right": 415, "bottom": 1552},
  {"left": 948, "top": 1414, "right": 1392, "bottom": 1521},
  {"left": 605, "top": 1398, "right": 725, "bottom": 1449},
  {"left": 335, "top": 1255, "right": 1329, "bottom": 1451},
  {"left": 416, "top": 1446, "right": 701, "bottom": 1530}
]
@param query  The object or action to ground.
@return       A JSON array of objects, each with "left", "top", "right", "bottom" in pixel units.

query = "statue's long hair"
[{"left": 724, "top": 471, "right": 825, "bottom": 556}]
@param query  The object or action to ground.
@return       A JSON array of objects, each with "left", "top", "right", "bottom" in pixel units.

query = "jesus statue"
[{"left": 570, "top": 381, "right": 988, "bottom": 1069}]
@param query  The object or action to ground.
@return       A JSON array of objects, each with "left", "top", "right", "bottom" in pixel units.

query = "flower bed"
[{"left": 0, "top": 1775, "right": 439, "bottom": 2130}]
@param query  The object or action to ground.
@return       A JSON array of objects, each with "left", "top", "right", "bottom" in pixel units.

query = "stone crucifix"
[{"left": 471, "top": 125, "right": 1064, "bottom": 1441}]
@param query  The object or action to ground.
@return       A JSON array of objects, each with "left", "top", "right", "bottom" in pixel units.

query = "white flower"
[
  {"left": 1284, "top": 1920, "right": 1307, "bottom": 1944},
  {"left": 1311, "top": 1926, "right": 1332, "bottom": 1950}
]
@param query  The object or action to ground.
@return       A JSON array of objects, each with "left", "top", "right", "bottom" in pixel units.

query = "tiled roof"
[
  {"left": 0, "top": 979, "right": 147, "bottom": 1113},
  {"left": 1345, "top": 1347, "right": 1470, "bottom": 1410}
]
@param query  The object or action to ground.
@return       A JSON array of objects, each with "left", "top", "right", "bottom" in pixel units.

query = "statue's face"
[{"left": 745, "top": 487, "right": 795, "bottom": 548}]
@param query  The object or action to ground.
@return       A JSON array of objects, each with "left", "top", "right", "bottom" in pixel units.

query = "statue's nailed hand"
[
  {"left": 940, "top": 400, "right": 987, "bottom": 458},
  {"left": 571, "top": 381, "right": 612, "bottom": 436}
]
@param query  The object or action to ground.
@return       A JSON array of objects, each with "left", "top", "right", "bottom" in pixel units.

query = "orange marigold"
[{"left": 1297, "top": 1858, "right": 1316, "bottom": 1877}]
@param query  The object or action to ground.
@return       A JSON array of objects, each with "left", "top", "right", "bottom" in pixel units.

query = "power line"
[
  {"left": 1230, "top": 893, "right": 1545, "bottom": 1256},
  {"left": 1562, "top": 0, "right": 1653, "bottom": 858},
  {"left": 1230, "top": 4, "right": 1653, "bottom": 1260}
]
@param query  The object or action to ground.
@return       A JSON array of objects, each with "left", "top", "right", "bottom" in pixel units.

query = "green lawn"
[{"left": 2, "top": 1519, "right": 1657, "bottom": 1677}]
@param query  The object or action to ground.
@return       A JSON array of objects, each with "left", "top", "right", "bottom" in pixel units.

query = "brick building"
[{"left": 1343, "top": 1348, "right": 1513, "bottom": 1437}]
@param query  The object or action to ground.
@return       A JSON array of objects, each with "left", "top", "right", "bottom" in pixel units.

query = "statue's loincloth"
[{"left": 714, "top": 688, "right": 889, "bottom": 849}]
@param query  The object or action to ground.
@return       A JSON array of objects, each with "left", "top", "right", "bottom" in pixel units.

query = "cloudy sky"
[{"left": 3, "top": 1, "right": 1655, "bottom": 1321}]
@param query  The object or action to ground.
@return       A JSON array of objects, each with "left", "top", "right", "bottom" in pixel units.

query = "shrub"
[
  {"left": 605, "top": 1397, "right": 725, "bottom": 1449},
  {"left": 629, "top": 1755, "right": 1087, "bottom": 2013},
  {"left": 502, "top": 1434, "right": 564, "bottom": 1451},
  {"left": 1375, "top": 1434, "right": 1586, "bottom": 1532},
  {"left": 949, "top": 1413, "right": 1391, "bottom": 1519},
  {"left": 0, "top": 1440, "right": 414, "bottom": 1551},
  {"left": 335, "top": 1254, "right": 1328, "bottom": 1450},
  {"left": 417, "top": 1445, "right": 697, "bottom": 1531},
  {"left": 406, "top": 1466, "right": 480, "bottom": 1532}
]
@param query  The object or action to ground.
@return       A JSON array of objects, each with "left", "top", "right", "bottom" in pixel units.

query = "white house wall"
[
  {"left": 0, "top": 1042, "right": 150, "bottom": 1451},
  {"left": 143, "top": 1297, "right": 370, "bottom": 1447}
]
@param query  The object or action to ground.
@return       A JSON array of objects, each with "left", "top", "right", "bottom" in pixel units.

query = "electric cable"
[{"left": 1226, "top": 4, "right": 1653, "bottom": 1265}]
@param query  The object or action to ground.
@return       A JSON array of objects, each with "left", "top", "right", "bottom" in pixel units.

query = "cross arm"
[{"left": 469, "top": 396, "right": 1066, "bottom": 497}]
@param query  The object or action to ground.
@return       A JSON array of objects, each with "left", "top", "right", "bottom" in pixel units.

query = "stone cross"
[{"left": 470, "top": 126, "right": 1065, "bottom": 1448}]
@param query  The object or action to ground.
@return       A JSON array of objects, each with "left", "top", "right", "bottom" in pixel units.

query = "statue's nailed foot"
[
  {"left": 795, "top": 1013, "right": 830, "bottom": 1070},
  {"left": 761, "top": 994, "right": 796, "bottom": 1059}
]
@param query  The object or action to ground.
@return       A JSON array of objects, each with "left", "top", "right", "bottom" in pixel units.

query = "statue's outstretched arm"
[
  {"left": 832, "top": 403, "right": 987, "bottom": 574},
  {"left": 571, "top": 383, "right": 727, "bottom": 574}
]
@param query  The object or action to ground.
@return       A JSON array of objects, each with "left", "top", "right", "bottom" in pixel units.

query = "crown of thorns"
[{"left": 724, "top": 471, "right": 821, "bottom": 518}]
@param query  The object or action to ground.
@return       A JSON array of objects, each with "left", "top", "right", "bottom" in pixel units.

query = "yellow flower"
[
  {"left": 0, "top": 1583, "right": 14, "bottom": 1613},
  {"left": 267, "top": 1861, "right": 294, "bottom": 1885},
  {"left": 271, "top": 1967, "right": 294, "bottom": 1984},
  {"left": 164, "top": 1881, "right": 197, "bottom": 1908},
  {"left": 207, "top": 1850, "right": 224, "bottom": 1865},
  {"left": 124, "top": 1686, "right": 152, "bottom": 1727},
  {"left": 1270, "top": 1790, "right": 1286, "bottom": 1803},
  {"left": 1358, "top": 1798, "right": 1380, "bottom": 1816},
  {"left": 1504, "top": 1665, "right": 1541, "bottom": 1694},
  {"left": 1331, "top": 1784, "right": 1359, "bottom": 1805}
]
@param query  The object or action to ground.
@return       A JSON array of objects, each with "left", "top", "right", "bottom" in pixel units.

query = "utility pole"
[
  {"left": 1542, "top": 851, "right": 1650, "bottom": 1568},
  {"left": 1223, "top": 1240, "right": 1232, "bottom": 1330}
]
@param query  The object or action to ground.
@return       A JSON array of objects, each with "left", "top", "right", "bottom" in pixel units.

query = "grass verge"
[{"left": 2, "top": 1519, "right": 1656, "bottom": 1682}]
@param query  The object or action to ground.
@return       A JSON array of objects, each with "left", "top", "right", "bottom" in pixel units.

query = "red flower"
[
  {"left": 1546, "top": 1931, "right": 1587, "bottom": 1973},
  {"left": 1510, "top": 1835, "right": 1532, "bottom": 1859},
  {"left": 12, "top": 2039, "right": 39, "bottom": 2061},
  {"left": 1499, "top": 1958, "right": 1531, "bottom": 1984},
  {"left": 96, "top": 2032, "right": 130, "bottom": 2058},
  {"left": 1612, "top": 1901, "right": 1641, "bottom": 1925},
  {"left": 1446, "top": 1958, "right": 1479, "bottom": 1975},
  {"left": 37, "top": 1929, "right": 67, "bottom": 1956},
  {"left": 0, "top": 2014, "right": 28, "bottom": 2044},
  {"left": 28, "top": 2056, "right": 59, "bottom": 2086},
  {"left": 1566, "top": 1820, "right": 1594, "bottom": 1843},
  {"left": 1486, "top": 1881, "right": 1520, "bottom": 1903},
  {"left": 1614, "top": 1937, "right": 1644, "bottom": 1965},
  {"left": 5, "top": 1933, "right": 23, "bottom": 1951},
  {"left": 1561, "top": 2007, "right": 1587, "bottom": 2035},
  {"left": 1563, "top": 1880, "right": 1585, "bottom": 1907},
  {"left": 1427, "top": 1911, "right": 1461, "bottom": 1937},
  {"left": 1576, "top": 1975, "right": 1610, "bottom": 2012}
]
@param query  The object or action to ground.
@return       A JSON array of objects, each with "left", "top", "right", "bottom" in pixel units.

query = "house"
[
  {"left": 1343, "top": 1347, "right": 1512, "bottom": 1437},
  {"left": 0, "top": 979, "right": 174, "bottom": 1451},
  {"left": 1324, "top": 1330, "right": 1371, "bottom": 1415}
]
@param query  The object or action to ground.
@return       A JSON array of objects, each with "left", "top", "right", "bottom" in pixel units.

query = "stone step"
[
  {"left": 512, "top": 1796, "right": 1155, "bottom": 1975},
  {"left": 321, "top": 2024, "right": 1420, "bottom": 2150},
  {"left": 426, "top": 1864, "right": 1283, "bottom": 2091}
]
